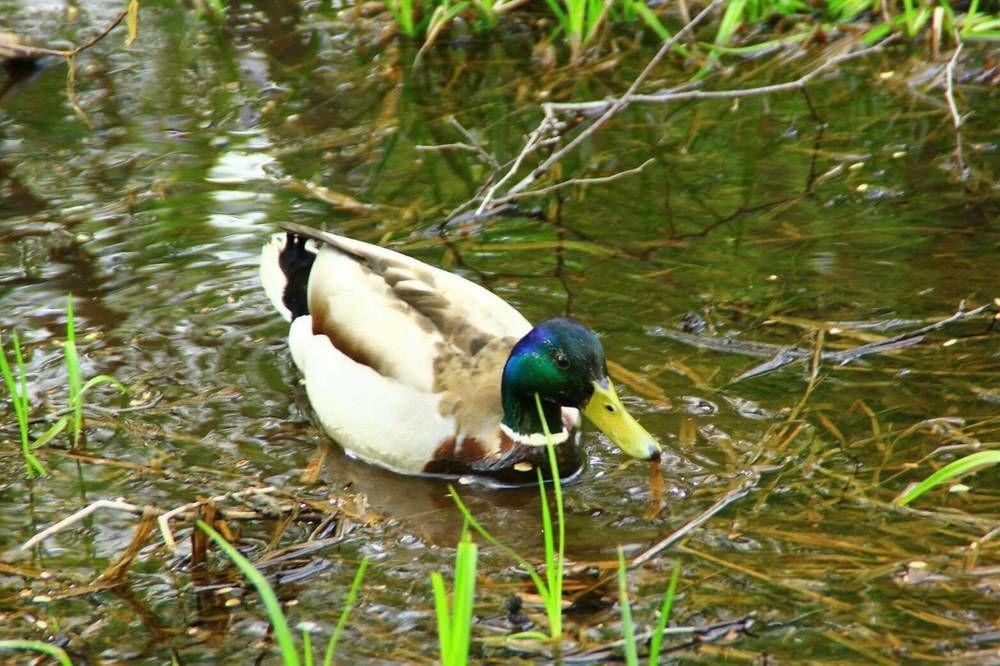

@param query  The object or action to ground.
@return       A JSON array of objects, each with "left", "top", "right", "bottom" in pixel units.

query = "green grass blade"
[
  {"left": 30, "top": 415, "right": 69, "bottom": 450},
  {"left": 196, "top": 520, "right": 300, "bottom": 666},
  {"left": 322, "top": 558, "right": 368, "bottom": 666},
  {"left": 963, "top": 0, "right": 981, "bottom": 35},
  {"left": 303, "top": 628, "right": 313, "bottom": 666},
  {"left": 431, "top": 572, "right": 452, "bottom": 662},
  {"left": 894, "top": 451, "right": 1000, "bottom": 506},
  {"left": 0, "top": 640, "right": 72, "bottom": 666},
  {"left": 631, "top": 3, "right": 669, "bottom": 40},
  {"left": 648, "top": 561, "right": 680, "bottom": 666},
  {"left": 617, "top": 548, "right": 638, "bottom": 666},
  {"left": 535, "top": 393, "right": 564, "bottom": 639},
  {"left": 1, "top": 332, "right": 46, "bottom": 477},
  {"left": 77, "top": 374, "right": 128, "bottom": 400},
  {"left": 65, "top": 295, "right": 83, "bottom": 447},
  {"left": 450, "top": 532, "right": 477, "bottom": 664},
  {"left": 448, "top": 487, "right": 550, "bottom": 600}
]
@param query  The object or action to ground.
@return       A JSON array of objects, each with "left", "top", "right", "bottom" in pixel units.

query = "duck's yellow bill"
[{"left": 583, "top": 379, "right": 662, "bottom": 461}]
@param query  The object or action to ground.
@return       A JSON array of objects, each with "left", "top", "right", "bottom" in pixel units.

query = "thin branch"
[
  {"left": 20, "top": 486, "right": 280, "bottom": 552},
  {"left": 500, "top": 0, "right": 724, "bottom": 205},
  {"left": 463, "top": 31, "right": 898, "bottom": 218},
  {"left": 415, "top": 142, "right": 487, "bottom": 155},
  {"left": 20, "top": 499, "right": 146, "bottom": 551},
  {"left": 545, "top": 38, "right": 896, "bottom": 114},
  {"left": 158, "top": 485, "right": 276, "bottom": 551},
  {"left": 3, "top": 8, "right": 129, "bottom": 60},
  {"left": 491, "top": 158, "right": 655, "bottom": 205},
  {"left": 944, "top": 36, "right": 965, "bottom": 172},
  {"left": 629, "top": 483, "right": 752, "bottom": 568},
  {"left": 447, "top": 115, "right": 500, "bottom": 169}
]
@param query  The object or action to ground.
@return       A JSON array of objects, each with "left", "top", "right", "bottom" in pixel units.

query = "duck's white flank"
[{"left": 288, "top": 316, "right": 457, "bottom": 473}]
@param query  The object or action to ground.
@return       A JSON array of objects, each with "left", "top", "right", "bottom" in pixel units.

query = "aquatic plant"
[
  {"left": 617, "top": 552, "right": 681, "bottom": 665},
  {"left": 0, "top": 640, "right": 72, "bottom": 666},
  {"left": 618, "top": 546, "right": 681, "bottom": 666},
  {"left": 381, "top": 0, "right": 1000, "bottom": 63},
  {"left": 64, "top": 295, "right": 126, "bottom": 448},
  {"left": 450, "top": 393, "right": 567, "bottom": 639},
  {"left": 431, "top": 527, "right": 479, "bottom": 666},
  {"left": 196, "top": 520, "right": 368, "bottom": 666},
  {"left": 647, "top": 561, "right": 681, "bottom": 665},
  {"left": 894, "top": 450, "right": 1000, "bottom": 506},
  {"left": 1, "top": 296, "right": 127, "bottom": 477},
  {"left": 0, "top": 330, "right": 51, "bottom": 478},
  {"left": 617, "top": 547, "right": 639, "bottom": 666}
]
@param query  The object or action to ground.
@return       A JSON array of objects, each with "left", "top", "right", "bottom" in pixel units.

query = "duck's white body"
[{"left": 260, "top": 224, "right": 581, "bottom": 478}]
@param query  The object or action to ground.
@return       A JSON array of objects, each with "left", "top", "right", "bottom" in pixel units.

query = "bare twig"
[
  {"left": 545, "top": 38, "right": 895, "bottom": 114},
  {"left": 3, "top": 8, "right": 131, "bottom": 125},
  {"left": 660, "top": 301, "right": 994, "bottom": 382},
  {"left": 472, "top": 0, "right": 722, "bottom": 216},
  {"left": 20, "top": 486, "right": 280, "bottom": 553},
  {"left": 944, "top": 36, "right": 965, "bottom": 172},
  {"left": 417, "top": 118, "right": 501, "bottom": 170},
  {"left": 158, "top": 485, "right": 276, "bottom": 551},
  {"left": 4, "top": 8, "right": 129, "bottom": 60},
  {"left": 447, "top": 115, "right": 500, "bottom": 169},
  {"left": 20, "top": 499, "right": 146, "bottom": 551},
  {"left": 491, "top": 158, "right": 656, "bottom": 205},
  {"left": 630, "top": 483, "right": 753, "bottom": 568},
  {"left": 463, "top": 29, "right": 897, "bottom": 218}
]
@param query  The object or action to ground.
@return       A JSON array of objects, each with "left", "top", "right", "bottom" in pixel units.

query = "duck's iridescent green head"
[{"left": 501, "top": 317, "right": 662, "bottom": 461}]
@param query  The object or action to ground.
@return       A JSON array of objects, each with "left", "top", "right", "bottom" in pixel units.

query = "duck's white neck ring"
[{"left": 500, "top": 423, "right": 570, "bottom": 447}]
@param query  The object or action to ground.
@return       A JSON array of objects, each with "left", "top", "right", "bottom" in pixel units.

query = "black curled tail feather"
[{"left": 279, "top": 232, "right": 316, "bottom": 319}]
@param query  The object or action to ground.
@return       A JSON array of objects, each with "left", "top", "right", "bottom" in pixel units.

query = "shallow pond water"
[{"left": 1, "top": 1, "right": 999, "bottom": 663}]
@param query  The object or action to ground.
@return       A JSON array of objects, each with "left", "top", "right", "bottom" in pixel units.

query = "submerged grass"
[
  {"left": 894, "top": 450, "right": 1000, "bottom": 506},
  {"left": 0, "top": 640, "right": 72, "bottom": 666},
  {"left": 196, "top": 520, "right": 368, "bottom": 666}
]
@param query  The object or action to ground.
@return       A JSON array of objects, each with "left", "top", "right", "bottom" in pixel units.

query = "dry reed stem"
[
  {"left": 630, "top": 483, "right": 753, "bottom": 568},
  {"left": 20, "top": 486, "right": 280, "bottom": 552}
]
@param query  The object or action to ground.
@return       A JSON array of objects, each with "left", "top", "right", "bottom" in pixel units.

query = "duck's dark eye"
[{"left": 552, "top": 350, "right": 570, "bottom": 369}]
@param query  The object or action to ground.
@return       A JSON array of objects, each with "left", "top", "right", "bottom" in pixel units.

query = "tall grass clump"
[
  {"left": 544, "top": 0, "right": 609, "bottom": 60},
  {"left": 2, "top": 296, "right": 127, "bottom": 478},
  {"left": 0, "top": 330, "right": 50, "bottom": 478},
  {"left": 383, "top": 0, "right": 1000, "bottom": 65},
  {"left": 450, "top": 393, "right": 566, "bottom": 639},
  {"left": 894, "top": 450, "right": 1000, "bottom": 506},
  {"left": 431, "top": 526, "right": 478, "bottom": 665},
  {"left": 196, "top": 520, "right": 368, "bottom": 666}
]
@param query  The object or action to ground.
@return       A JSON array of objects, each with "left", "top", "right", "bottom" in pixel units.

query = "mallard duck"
[{"left": 260, "top": 222, "right": 661, "bottom": 483}]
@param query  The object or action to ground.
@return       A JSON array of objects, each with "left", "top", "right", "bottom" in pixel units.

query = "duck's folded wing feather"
[{"left": 283, "top": 222, "right": 532, "bottom": 392}]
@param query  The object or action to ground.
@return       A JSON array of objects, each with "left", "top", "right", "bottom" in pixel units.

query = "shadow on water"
[{"left": 1, "top": 0, "right": 998, "bottom": 663}]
